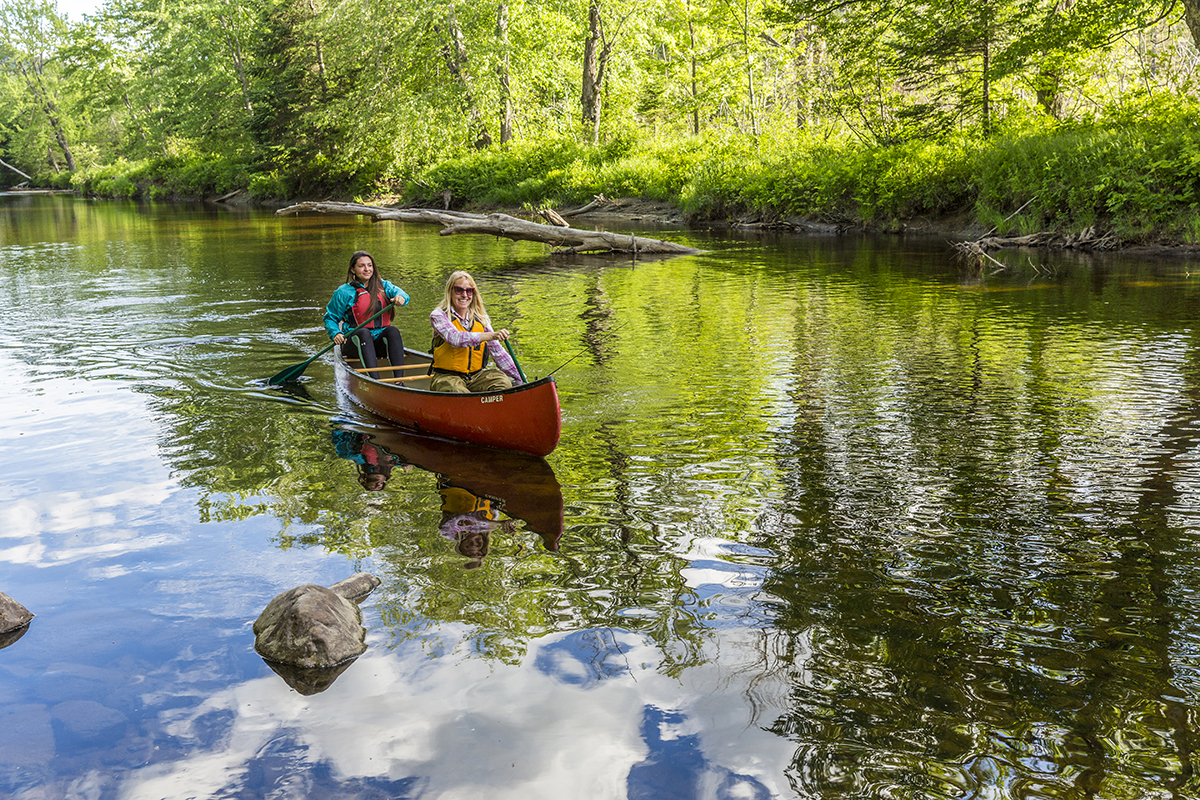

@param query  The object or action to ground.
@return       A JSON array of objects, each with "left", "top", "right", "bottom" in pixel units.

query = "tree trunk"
[
  {"left": 581, "top": 0, "right": 602, "bottom": 138},
  {"left": 685, "top": 0, "right": 699, "bottom": 136},
  {"left": 742, "top": 0, "right": 759, "bottom": 136},
  {"left": 980, "top": 17, "right": 991, "bottom": 138},
  {"left": 1035, "top": 0, "right": 1071, "bottom": 117},
  {"left": 20, "top": 62, "right": 75, "bottom": 171},
  {"left": 497, "top": 0, "right": 513, "bottom": 144},
  {"left": 307, "top": 0, "right": 329, "bottom": 98},
  {"left": 215, "top": 11, "right": 254, "bottom": 115},
  {"left": 1183, "top": 0, "right": 1200, "bottom": 54},
  {"left": 442, "top": 2, "right": 493, "bottom": 149}
]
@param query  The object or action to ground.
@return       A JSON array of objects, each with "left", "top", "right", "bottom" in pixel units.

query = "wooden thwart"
[
  {"left": 379, "top": 375, "right": 430, "bottom": 384},
  {"left": 354, "top": 363, "right": 429, "bottom": 373}
]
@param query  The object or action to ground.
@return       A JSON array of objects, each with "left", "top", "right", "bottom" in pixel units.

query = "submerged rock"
[
  {"left": 252, "top": 573, "right": 380, "bottom": 671},
  {"left": 0, "top": 593, "right": 33, "bottom": 649},
  {"left": 263, "top": 659, "right": 358, "bottom": 696}
]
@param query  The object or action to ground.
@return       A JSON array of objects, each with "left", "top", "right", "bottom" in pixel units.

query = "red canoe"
[{"left": 334, "top": 348, "right": 562, "bottom": 457}]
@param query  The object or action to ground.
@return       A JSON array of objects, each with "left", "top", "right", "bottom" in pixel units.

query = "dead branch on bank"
[
  {"left": 954, "top": 225, "right": 1122, "bottom": 260},
  {"left": 276, "top": 201, "right": 702, "bottom": 256},
  {"left": 538, "top": 207, "right": 569, "bottom": 227},
  {"left": 560, "top": 194, "right": 608, "bottom": 217}
]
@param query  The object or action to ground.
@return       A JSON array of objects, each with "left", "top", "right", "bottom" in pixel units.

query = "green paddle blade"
[{"left": 267, "top": 356, "right": 318, "bottom": 385}]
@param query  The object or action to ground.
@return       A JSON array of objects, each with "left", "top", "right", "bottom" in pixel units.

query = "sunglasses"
[{"left": 453, "top": 286, "right": 476, "bottom": 296}]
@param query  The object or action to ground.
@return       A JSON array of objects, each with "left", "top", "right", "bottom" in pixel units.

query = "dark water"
[{"left": 3, "top": 194, "right": 1200, "bottom": 799}]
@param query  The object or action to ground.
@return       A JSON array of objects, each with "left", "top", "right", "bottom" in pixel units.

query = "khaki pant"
[{"left": 430, "top": 368, "right": 513, "bottom": 393}]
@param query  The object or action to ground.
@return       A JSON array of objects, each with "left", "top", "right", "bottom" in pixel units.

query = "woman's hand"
[
  {"left": 334, "top": 333, "right": 345, "bottom": 345},
  {"left": 489, "top": 329, "right": 510, "bottom": 342}
]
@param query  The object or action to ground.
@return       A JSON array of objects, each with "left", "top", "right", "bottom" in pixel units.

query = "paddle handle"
[
  {"left": 503, "top": 339, "right": 527, "bottom": 382},
  {"left": 309, "top": 301, "right": 394, "bottom": 362}
]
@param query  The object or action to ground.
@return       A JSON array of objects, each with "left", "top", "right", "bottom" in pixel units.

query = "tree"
[{"left": 0, "top": 0, "right": 76, "bottom": 171}]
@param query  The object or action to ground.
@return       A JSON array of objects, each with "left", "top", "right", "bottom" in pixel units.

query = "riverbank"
[
  {"left": 418, "top": 196, "right": 1200, "bottom": 260},
  {"left": 21, "top": 98, "right": 1200, "bottom": 260}
]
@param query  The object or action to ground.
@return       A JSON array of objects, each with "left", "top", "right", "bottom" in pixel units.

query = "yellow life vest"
[
  {"left": 432, "top": 314, "right": 489, "bottom": 374},
  {"left": 440, "top": 485, "right": 496, "bottom": 518}
]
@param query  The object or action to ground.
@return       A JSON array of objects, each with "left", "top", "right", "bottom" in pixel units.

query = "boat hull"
[{"left": 334, "top": 349, "right": 561, "bottom": 457}]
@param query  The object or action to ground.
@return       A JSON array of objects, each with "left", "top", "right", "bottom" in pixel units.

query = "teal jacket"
[{"left": 323, "top": 280, "right": 411, "bottom": 341}]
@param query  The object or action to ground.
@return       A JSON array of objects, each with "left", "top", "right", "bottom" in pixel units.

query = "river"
[{"left": 3, "top": 193, "right": 1200, "bottom": 799}]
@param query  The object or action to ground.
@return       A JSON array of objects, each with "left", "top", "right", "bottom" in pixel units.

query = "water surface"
[{"left": 3, "top": 194, "right": 1200, "bottom": 798}]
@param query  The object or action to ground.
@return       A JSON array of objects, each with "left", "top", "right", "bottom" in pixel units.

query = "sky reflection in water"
[{"left": 5, "top": 195, "right": 1200, "bottom": 798}]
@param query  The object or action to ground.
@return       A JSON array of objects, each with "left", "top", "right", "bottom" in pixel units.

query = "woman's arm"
[
  {"left": 431, "top": 308, "right": 487, "bottom": 348},
  {"left": 323, "top": 284, "right": 353, "bottom": 341},
  {"left": 486, "top": 339, "right": 522, "bottom": 384},
  {"left": 383, "top": 281, "right": 411, "bottom": 306}
]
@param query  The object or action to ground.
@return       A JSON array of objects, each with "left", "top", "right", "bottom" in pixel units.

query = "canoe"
[
  {"left": 334, "top": 347, "right": 561, "bottom": 457},
  {"left": 339, "top": 423, "right": 564, "bottom": 550}
]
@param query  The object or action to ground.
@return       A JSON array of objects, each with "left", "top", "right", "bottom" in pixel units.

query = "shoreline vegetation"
[
  {"left": 14, "top": 95, "right": 1200, "bottom": 257},
  {"left": 6, "top": 0, "right": 1200, "bottom": 260}
]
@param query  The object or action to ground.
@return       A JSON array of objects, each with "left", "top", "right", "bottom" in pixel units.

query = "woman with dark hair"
[
  {"left": 428, "top": 270, "right": 522, "bottom": 393},
  {"left": 323, "top": 250, "right": 410, "bottom": 373}
]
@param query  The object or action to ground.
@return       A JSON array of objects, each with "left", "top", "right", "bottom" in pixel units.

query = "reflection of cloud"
[
  {"left": 119, "top": 628, "right": 796, "bottom": 800},
  {"left": 0, "top": 363, "right": 343, "bottom": 623},
  {"left": 0, "top": 368, "right": 184, "bottom": 569}
]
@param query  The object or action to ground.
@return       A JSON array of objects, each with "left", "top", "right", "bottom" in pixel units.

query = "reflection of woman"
[
  {"left": 429, "top": 271, "right": 522, "bottom": 393},
  {"left": 324, "top": 251, "right": 411, "bottom": 373},
  {"left": 439, "top": 484, "right": 516, "bottom": 568},
  {"left": 332, "top": 429, "right": 403, "bottom": 492}
]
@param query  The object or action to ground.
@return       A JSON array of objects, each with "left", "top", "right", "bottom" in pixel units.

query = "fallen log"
[
  {"left": 0, "top": 158, "right": 32, "bottom": 181},
  {"left": 276, "top": 201, "right": 703, "bottom": 256}
]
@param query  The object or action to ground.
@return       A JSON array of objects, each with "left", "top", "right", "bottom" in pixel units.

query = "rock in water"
[
  {"left": 329, "top": 572, "right": 381, "bottom": 602},
  {"left": 253, "top": 584, "right": 367, "bottom": 668},
  {"left": 0, "top": 592, "right": 33, "bottom": 634}
]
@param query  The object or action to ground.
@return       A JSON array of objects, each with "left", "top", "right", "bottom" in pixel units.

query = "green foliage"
[
  {"left": 417, "top": 135, "right": 707, "bottom": 207},
  {"left": 62, "top": 152, "right": 251, "bottom": 199},
  {"left": 975, "top": 94, "right": 1200, "bottom": 239}
]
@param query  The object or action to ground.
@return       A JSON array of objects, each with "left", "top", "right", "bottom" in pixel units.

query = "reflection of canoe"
[
  {"left": 334, "top": 348, "right": 561, "bottom": 457},
  {"left": 348, "top": 423, "right": 564, "bottom": 550}
]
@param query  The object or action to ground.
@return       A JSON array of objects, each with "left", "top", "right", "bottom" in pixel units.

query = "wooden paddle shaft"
[{"left": 379, "top": 374, "right": 430, "bottom": 384}]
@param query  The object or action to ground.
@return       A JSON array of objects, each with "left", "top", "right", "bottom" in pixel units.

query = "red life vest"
[{"left": 350, "top": 284, "right": 392, "bottom": 329}]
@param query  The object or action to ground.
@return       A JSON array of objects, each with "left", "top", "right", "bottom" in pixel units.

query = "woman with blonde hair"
[{"left": 428, "top": 270, "right": 522, "bottom": 393}]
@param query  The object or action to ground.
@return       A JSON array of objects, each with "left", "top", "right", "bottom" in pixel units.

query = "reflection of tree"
[{"left": 754, "top": 259, "right": 1200, "bottom": 796}]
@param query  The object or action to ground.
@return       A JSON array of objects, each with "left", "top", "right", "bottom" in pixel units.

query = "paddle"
[
  {"left": 268, "top": 302, "right": 395, "bottom": 385},
  {"left": 503, "top": 339, "right": 527, "bottom": 382}
]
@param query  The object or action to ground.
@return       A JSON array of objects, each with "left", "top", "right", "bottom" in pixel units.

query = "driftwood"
[
  {"left": 954, "top": 225, "right": 1122, "bottom": 272},
  {"left": 538, "top": 207, "right": 569, "bottom": 227},
  {"left": 276, "top": 201, "right": 702, "bottom": 256},
  {"left": 561, "top": 194, "right": 608, "bottom": 217}
]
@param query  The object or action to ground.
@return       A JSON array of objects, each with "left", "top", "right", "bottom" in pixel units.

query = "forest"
[{"left": 4, "top": 0, "right": 1200, "bottom": 241}]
